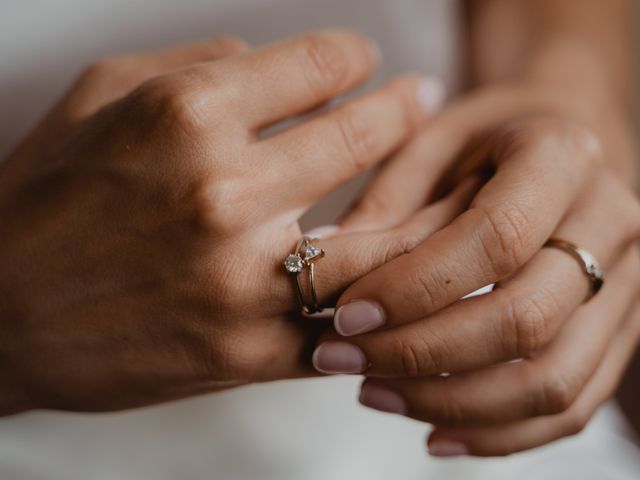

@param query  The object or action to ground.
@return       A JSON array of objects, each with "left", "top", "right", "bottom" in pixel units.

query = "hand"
[
  {"left": 0, "top": 30, "right": 472, "bottom": 414},
  {"left": 312, "top": 80, "right": 640, "bottom": 456}
]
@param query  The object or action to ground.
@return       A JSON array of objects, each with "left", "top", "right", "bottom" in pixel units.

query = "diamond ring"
[
  {"left": 544, "top": 238, "right": 604, "bottom": 301},
  {"left": 284, "top": 236, "right": 325, "bottom": 314}
]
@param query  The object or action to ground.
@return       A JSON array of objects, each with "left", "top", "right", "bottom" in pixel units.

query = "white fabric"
[
  {"left": 1, "top": 379, "right": 639, "bottom": 479},
  {"left": 1, "top": 1, "right": 639, "bottom": 478}
]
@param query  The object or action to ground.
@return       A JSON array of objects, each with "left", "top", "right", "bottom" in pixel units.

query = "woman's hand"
[
  {"left": 0, "top": 30, "right": 470, "bottom": 414},
  {"left": 311, "top": 78, "right": 640, "bottom": 456},
  {"left": 312, "top": 0, "right": 639, "bottom": 457}
]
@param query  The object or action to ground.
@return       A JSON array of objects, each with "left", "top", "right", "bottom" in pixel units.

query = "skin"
[
  {"left": 0, "top": 30, "right": 478, "bottom": 414},
  {"left": 312, "top": 0, "right": 640, "bottom": 457}
]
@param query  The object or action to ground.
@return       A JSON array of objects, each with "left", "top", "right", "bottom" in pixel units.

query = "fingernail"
[
  {"left": 304, "top": 224, "right": 340, "bottom": 239},
  {"left": 417, "top": 76, "right": 446, "bottom": 116},
  {"left": 428, "top": 440, "right": 469, "bottom": 457},
  {"left": 312, "top": 342, "right": 368, "bottom": 374},
  {"left": 334, "top": 300, "right": 385, "bottom": 336},
  {"left": 359, "top": 384, "right": 407, "bottom": 415}
]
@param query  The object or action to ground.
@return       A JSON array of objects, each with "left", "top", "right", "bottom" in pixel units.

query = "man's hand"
[{"left": 0, "top": 30, "right": 467, "bottom": 414}]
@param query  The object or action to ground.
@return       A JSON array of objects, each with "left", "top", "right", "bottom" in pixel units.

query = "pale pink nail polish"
[
  {"left": 428, "top": 440, "right": 469, "bottom": 457},
  {"left": 417, "top": 77, "right": 446, "bottom": 116},
  {"left": 312, "top": 342, "right": 368, "bottom": 374},
  {"left": 334, "top": 300, "right": 385, "bottom": 336},
  {"left": 359, "top": 384, "right": 407, "bottom": 415}
]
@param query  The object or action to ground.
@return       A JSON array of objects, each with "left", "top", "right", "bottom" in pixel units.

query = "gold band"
[
  {"left": 283, "top": 236, "right": 325, "bottom": 314},
  {"left": 544, "top": 238, "right": 604, "bottom": 301}
]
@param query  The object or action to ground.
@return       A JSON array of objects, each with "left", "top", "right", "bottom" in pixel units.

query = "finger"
[
  {"left": 267, "top": 178, "right": 480, "bottom": 316},
  {"left": 333, "top": 118, "right": 604, "bottom": 333},
  {"left": 117, "top": 36, "right": 250, "bottom": 71},
  {"left": 256, "top": 75, "right": 436, "bottom": 211},
  {"left": 427, "top": 298, "right": 640, "bottom": 457},
  {"left": 310, "top": 177, "right": 480, "bottom": 307},
  {"left": 181, "top": 29, "right": 379, "bottom": 130},
  {"left": 60, "top": 36, "right": 250, "bottom": 120},
  {"left": 338, "top": 126, "right": 452, "bottom": 232},
  {"left": 337, "top": 83, "right": 541, "bottom": 232},
  {"left": 314, "top": 174, "right": 640, "bottom": 376},
  {"left": 357, "top": 247, "right": 640, "bottom": 426}
]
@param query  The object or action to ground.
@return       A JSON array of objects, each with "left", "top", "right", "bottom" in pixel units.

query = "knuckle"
[
  {"left": 504, "top": 289, "right": 559, "bottom": 357},
  {"left": 536, "top": 371, "right": 578, "bottom": 415},
  {"left": 414, "top": 270, "right": 439, "bottom": 310},
  {"left": 527, "top": 118, "right": 603, "bottom": 169},
  {"left": 558, "top": 122, "right": 603, "bottom": 168},
  {"left": 131, "top": 77, "right": 207, "bottom": 135},
  {"left": 494, "top": 117, "right": 603, "bottom": 172},
  {"left": 407, "top": 264, "right": 446, "bottom": 314},
  {"left": 80, "top": 57, "right": 122, "bottom": 82},
  {"left": 429, "top": 394, "right": 466, "bottom": 426},
  {"left": 211, "top": 35, "right": 249, "bottom": 54},
  {"left": 384, "top": 232, "right": 422, "bottom": 263},
  {"left": 398, "top": 341, "right": 422, "bottom": 377},
  {"left": 187, "top": 179, "right": 247, "bottom": 235},
  {"left": 160, "top": 92, "right": 207, "bottom": 135},
  {"left": 189, "top": 180, "right": 246, "bottom": 234},
  {"left": 475, "top": 204, "right": 533, "bottom": 277},
  {"left": 395, "top": 335, "right": 440, "bottom": 377},
  {"left": 564, "top": 409, "right": 589, "bottom": 436},
  {"left": 301, "top": 33, "right": 349, "bottom": 95},
  {"left": 335, "top": 106, "right": 375, "bottom": 173}
]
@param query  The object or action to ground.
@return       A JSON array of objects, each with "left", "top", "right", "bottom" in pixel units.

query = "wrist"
[
  {"left": 473, "top": 54, "right": 636, "bottom": 181},
  {"left": 515, "top": 38, "right": 629, "bottom": 118},
  {"left": 511, "top": 75, "right": 637, "bottom": 182}
]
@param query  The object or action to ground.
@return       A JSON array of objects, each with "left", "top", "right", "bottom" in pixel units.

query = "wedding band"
[
  {"left": 283, "top": 236, "right": 325, "bottom": 314},
  {"left": 544, "top": 238, "right": 604, "bottom": 301}
]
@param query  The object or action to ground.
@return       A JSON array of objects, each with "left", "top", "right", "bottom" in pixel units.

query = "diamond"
[
  {"left": 586, "top": 264, "right": 602, "bottom": 277},
  {"left": 284, "top": 254, "right": 304, "bottom": 273},
  {"left": 304, "top": 244, "right": 323, "bottom": 261}
]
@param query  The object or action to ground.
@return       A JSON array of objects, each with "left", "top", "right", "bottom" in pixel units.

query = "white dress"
[{"left": 1, "top": 1, "right": 639, "bottom": 478}]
